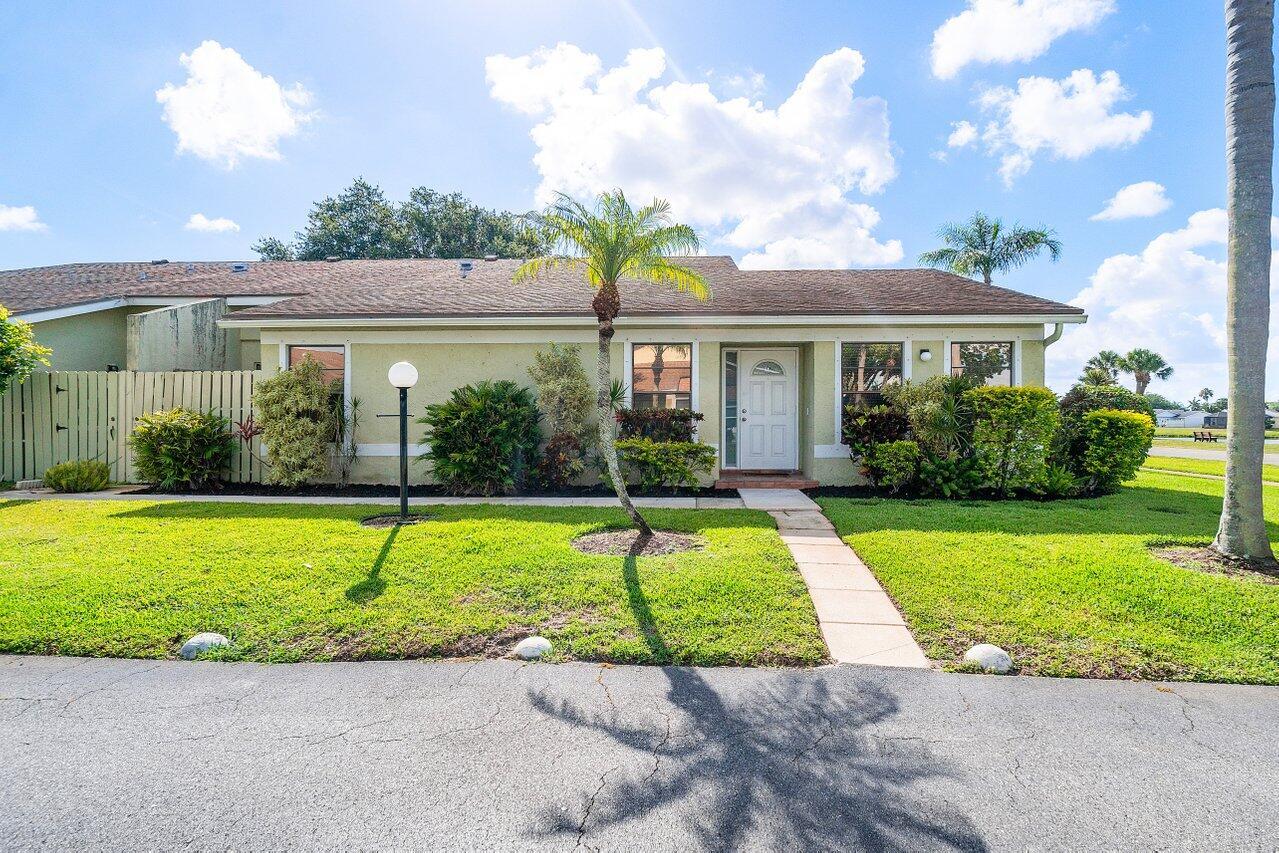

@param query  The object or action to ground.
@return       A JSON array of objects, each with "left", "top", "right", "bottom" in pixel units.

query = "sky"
[{"left": 0, "top": 0, "right": 1267, "bottom": 403}]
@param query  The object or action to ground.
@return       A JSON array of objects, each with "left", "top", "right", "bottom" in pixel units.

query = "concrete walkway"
[
  {"left": 1150, "top": 444, "right": 1279, "bottom": 465},
  {"left": 4, "top": 655, "right": 1276, "bottom": 850},
  {"left": 1, "top": 486, "right": 745, "bottom": 510},
  {"left": 771, "top": 506, "right": 930, "bottom": 668}
]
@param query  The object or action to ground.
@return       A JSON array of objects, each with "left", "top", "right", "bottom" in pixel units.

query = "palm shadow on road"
[{"left": 527, "top": 541, "right": 987, "bottom": 851}]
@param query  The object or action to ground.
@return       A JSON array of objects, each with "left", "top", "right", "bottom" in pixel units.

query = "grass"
[
  {"left": 0, "top": 501, "right": 826, "bottom": 667},
  {"left": 1152, "top": 438, "right": 1227, "bottom": 450},
  {"left": 1156, "top": 427, "right": 1279, "bottom": 439},
  {"left": 818, "top": 471, "right": 1279, "bottom": 683},
  {"left": 1141, "top": 454, "right": 1279, "bottom": 482}
]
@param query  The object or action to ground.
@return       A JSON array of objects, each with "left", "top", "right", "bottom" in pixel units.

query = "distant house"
[
  {"left": 1156, "top": 407, "right": 1277, "bottom": 429},
  {"left": 1, "top": 256, "right": 1086, "bottom": 485}
]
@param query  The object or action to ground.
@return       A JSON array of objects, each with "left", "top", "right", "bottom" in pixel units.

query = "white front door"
[{"left": 738, "top": 349, "right": 799, "bottom": 470}]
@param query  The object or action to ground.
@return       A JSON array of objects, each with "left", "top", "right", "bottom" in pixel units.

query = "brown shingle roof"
[{"left": 1, "top": 257, "right": 1084, "bottom": 321}]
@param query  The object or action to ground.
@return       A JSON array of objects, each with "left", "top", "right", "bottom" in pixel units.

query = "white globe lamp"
[{"left": 388, "top": 361, "right": 418, "bottom": 389}]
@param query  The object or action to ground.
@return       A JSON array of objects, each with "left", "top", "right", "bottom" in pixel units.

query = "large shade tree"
[
  {"left": 515, "top": 191, "right": 707, "bottom": 536},
  {"left": 1215, "top": 0, "right": 1276, "bottom": 563},
  {"left": 1118, "top": 348, "right": 1174, "bottom": 395},
  {"left": 918, "top": 212, "right": 1062, "bottom": 285}
]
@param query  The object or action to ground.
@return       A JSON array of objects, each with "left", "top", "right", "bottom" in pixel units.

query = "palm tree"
[
  {"left": 515, "top": 191, "right": 707, "bottom": 537},
  {"left": 1195, "top": 387, "right": 1215, "bottom": 410},
  {"left": 918, "top": 212, "right": 1062, "bottom": 285},
  {"left": 1216, "top": 0, "right": 1276, "bottom": 564},
  {"left": 1079, "top": 365, "right": 1117, "bottom": 386},
  {"left": 1082, "top": 350, "right": 1123, "bottom": 383},
  {"left": 1118, "top": 348, "right": 1174, "bottom": 395}
]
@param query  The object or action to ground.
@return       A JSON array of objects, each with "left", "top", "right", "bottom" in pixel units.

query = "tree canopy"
[
  {"left": 918, "top": 211, "right": 1062, "bottom": 285},
  {"left": 0, "top": 305, "right": 51, "bottom": 394},
  {"left": 251, "top": 178, "right": 546, "bottom": 261}
]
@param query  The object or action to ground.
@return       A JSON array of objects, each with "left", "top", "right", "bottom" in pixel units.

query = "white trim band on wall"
[
  {"left": 357, "top": 443, "right": 430, "bottom": 457},
  {"left": 814, "top": 443, "right": 851, "bottom": 459}
]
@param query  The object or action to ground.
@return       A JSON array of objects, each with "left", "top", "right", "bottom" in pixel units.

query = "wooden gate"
[{"left": 0, "top": 370, "right": 265, "bottom": 484}]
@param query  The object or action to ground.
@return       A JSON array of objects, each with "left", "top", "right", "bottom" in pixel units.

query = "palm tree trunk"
[
  {"left": 1215, "top": 0, "right": 1276, "bottom": 562},
  {"left": 594, "top": 311, "right": 653, "bottom": 538},
  {"left": 1136, "top": 373, "right": 1149, "bottom": 396}
]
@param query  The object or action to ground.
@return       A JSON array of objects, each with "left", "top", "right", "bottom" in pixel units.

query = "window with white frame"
[
  {"left": 950, "top": 342, "right": 1013, "bottom": 386},
  {"left": 287, "top": 345, "right": 347, "bottom": 411},
  {"left": 840, "top": 342, "right": 903, "bottom": 430},
  {"left": 631, "top": 343, "right": 692, "bottom": 409}
]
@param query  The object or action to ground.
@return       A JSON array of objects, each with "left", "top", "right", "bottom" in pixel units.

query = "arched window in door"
[{"left": 752, "top": 359, "right": 785, "bottom": 376}]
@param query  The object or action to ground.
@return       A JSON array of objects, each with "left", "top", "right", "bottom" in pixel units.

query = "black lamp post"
[{"left": 386, "top": 361, "right": 419, "bottom": 522}]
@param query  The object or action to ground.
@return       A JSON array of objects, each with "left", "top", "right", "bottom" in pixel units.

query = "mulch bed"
[
  {"left": 1152, "top": 546, "right": 1279, "bottom": 584},
  {"left": 125, "top": 483, "right": 729, "bottom": 499},
  {"left": 572, "top": 529, "right": 703, "bottom": 556},
  {"left": 359, "top": 514, "right": 433, "bottom": 529}
]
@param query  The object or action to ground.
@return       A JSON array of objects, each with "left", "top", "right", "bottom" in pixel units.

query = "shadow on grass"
[
  {"left": 345, "top": 525, "right": 399, "bottom": 604},
  {"left": 529, "top": 544, "right": 986, "bottom": 850},
  {"left": 819, "top": 482, "right": 1279, "bottom": 541}
]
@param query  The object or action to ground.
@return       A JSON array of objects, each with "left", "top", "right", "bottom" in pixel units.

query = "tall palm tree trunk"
[
  {"left": 593, "top": 283, "right": 653, "bottom": 538},
  {"left": 1215, "top": 0, "right": 1276, "bottom": 562}
]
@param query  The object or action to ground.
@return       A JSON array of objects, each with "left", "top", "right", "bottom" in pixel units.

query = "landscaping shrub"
[
  {"left": 1079, "top": 409, "right": 1155, "bottom": 494},
  {"left": 862, "top": 440, "right": 921, "bottom": 494},
  {"left": 254, "top": 358, "right": 337, "bottom": 487},
  {"left": 129, "top": 408, "right": 235, "bottom": 491},
  {"left": 883, "top": 376, "right": 978, "bottom": 456},
  {"left": 842, "top": 404, "right": 909, "bottom": 458},
  {"left": 419, "top": 380, "right": 541, "bottom": 495},
  {"left": 616, "top": 408, "right": 703, "bottom": 442},
  {"left": 965, "top": 386, "right": 1059, "bottom": 496},
  {"left": 528, "top": 343, "right": 594, "bottom": 439},
  {"left": 1052, "top": 383, "right": 1154, "bottom": 471},
  {"left": 1039, "top": 463, "right": 1081, "bottom": 499},
  {"left": 917, "top": 452, "right": 982, "bottom": 498},
  {"left": 615, "top": 438, "right": 717, "bottom": 492},
  {"left": 535, "top": 432, "right": 585, "bottom": 490},
  {"left": 43, "top": 459, "right": 110, "bottom": 493}
]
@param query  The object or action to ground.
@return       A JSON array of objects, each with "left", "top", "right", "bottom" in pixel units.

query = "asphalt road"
[{"left": 2, "top": 655, "right": 1277, "bottom": 851}]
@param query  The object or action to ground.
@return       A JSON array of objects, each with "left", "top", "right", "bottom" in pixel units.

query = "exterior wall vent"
[{"left": 459, "top": 259, "right": 474, "bottom": 278}]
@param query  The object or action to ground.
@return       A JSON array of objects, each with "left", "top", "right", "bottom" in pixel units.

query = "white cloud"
[
  {"left": 947, "top": 120, "right": 978, "bottom": 148},
  {"left": 1090, "top": 181, "right": 1172, "bottom": 221},
  {"left": 485, "top": 43, "right": 903, "bottom": 268},
  {"left": 184, "top": 213, "right": 240, "bottom": 233},
  {"left": 931, "top": 0, "right": 1115, "bottom": 79},
  {"left": 972, "top": 69, "right": 1152, "bottom": 185},
  {"left": 1051, "top": 209, "right": 1279, "bottom": 401},
  {"left": 0, "top": 204, "right": 46, "bottom": 232},
  {"left": 156, "top": 40, "right": 313, "bottom": 169}
]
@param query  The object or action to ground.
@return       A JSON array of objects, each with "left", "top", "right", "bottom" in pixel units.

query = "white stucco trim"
[
  {"left": 942, "top": 338, "right": 952, "bottom": 375},
  {"left": 220, "top": 312, "right": 1087, "bottom": 330},
  {"left": 19, "top": 298, "right": 127, "bottom": 323},
  {"left": 815, "top": 443, "right": 851, "bottom": 459},
  {"left": 833, "top": 338, "right": 844, "bottom": 444},
  {"left": 902, "top": 337, "right": 913, "bottom": 382},
  {"left": 20, "top": 294, "right": 293, "bottom": 323},
  {"left": 1013, "top": 338, "right": 1023, "bottom": 385},
  {"left": 623, "top": 341, "right": 634, "bottom": 408},
  {"left": 690, "top": 340, "right": 700, "bottom": 413}
]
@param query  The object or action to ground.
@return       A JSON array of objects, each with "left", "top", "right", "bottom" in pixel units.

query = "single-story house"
[{"left": 1, "top": 256, "right": 1086, "bottom": 485}]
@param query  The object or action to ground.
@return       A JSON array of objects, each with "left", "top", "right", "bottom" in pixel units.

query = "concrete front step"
[{"left": 715, "top": 472, "right": 819, "bottom": 490}]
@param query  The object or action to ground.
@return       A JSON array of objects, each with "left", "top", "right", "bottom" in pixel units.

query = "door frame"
[{"left": 726, "top": 347, "right": 800, "bottom": 471}]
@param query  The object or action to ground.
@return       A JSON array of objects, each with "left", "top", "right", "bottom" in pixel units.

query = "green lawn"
[
  {"left": 1142, "top": 454, "right": 1279, "bottom": 482},
  {"left": 0, "top": 500, "right": 826, "bottom": 667},
  {"left": 818, "top": 471, "right": 1279, "bottom": 684}
]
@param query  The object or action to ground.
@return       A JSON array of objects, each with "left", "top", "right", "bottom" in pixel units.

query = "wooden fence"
[{"left": 0, "top": 370, "right": 265, "bottom": 484}]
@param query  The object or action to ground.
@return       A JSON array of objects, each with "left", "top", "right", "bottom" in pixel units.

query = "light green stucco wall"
[
  {"left": 30, "top": 307, "right": 151, "bottom": 371},
  {"left": 252, "top": 320, "right": 1058, "bottom": 485}
]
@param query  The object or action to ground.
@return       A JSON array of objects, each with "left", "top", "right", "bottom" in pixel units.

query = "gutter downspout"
[{"left": 1042, "top": 322, "right": 1065, "bottom": 348}]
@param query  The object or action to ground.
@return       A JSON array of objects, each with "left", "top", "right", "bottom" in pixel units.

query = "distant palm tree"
[
  {"left": 1215, "top": 0, "right": 1276, "bottom": 563},
  {"left": 1195, "top": 387, "right": 1215, "bottom": 410},
  {"left": 1082, "top": 350, "right": 1123, "bottom": 383},
  {"left": 918, "top": 212, "right": 1062, "bottom": 285},
  {"left": 1079, "top": 365, "right": 1117, "bottom": 386},
  {"left": 1118, "top": 348, "right": 1174, "bottom": 395},
  {"left": 515, "top": 190, "right": 707, "bottom": 537}
]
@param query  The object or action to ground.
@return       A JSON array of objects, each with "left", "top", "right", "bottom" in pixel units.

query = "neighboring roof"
[{"left": 1, "top": 256, "right": 1085, "bottom": 322}]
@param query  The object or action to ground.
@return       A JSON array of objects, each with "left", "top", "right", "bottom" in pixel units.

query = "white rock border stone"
[
  {"left": 963, "top": 643, "right": 1013, "bottom": 674},
  {"left": 513, "top": 636, "right": 552, "bottom": 660},
  {"left": 180, "top": 632, "right": 230, "bottom": 660}
]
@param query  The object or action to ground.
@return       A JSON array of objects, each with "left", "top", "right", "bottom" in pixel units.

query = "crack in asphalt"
[{"left": 574, "top": 766, "right": 617, "bottom": 851}]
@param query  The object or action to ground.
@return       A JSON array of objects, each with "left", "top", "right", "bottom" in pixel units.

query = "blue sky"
[{"left": 0, "top": 1, "right": 1260, "bottom": 400}]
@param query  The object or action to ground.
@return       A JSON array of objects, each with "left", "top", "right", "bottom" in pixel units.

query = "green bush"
[
  {"left": 615, "top": 438, "right": 717, "bottom": 492},
  {"left": 1040, "top": 463, "right": 1081, "bottom": 499},
  {"left": 528, "top": 343, "right": 594, "bottom": 441},
  {"left": 1080, "top": 409, "right": 1155, "bottom": 494},
  {"left": 862, "top": 440, "right": 921, "bottom": 494},
  {"left": 616, "top": 408, "right": 703, "bottom": 442},
  {"left": 419, "top": 380, "right": 541, "bottom": 495},
  {"left": 883, "top": 376, "right": 978, "bottom": 456},
  {"left": 1052, "top": 383, "right": 1155, "bottom": 473},
  {"left": 129, "top": 408, "right": 235, "bottom": 491},
  {"left": 254, "top": 358, "right": 338, "bottom": 487},
  {"left": 842, "top": 404, "right": 909, "bottom": 458},
  {"left": 917, "top": 452, "right": 982, "bottom": 498},
  {"left": 43, "top": 460, "right": 110, "bottom": 493},
  {"left": 965, "top": 386, "right": 1059, "bottom": 496}
]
